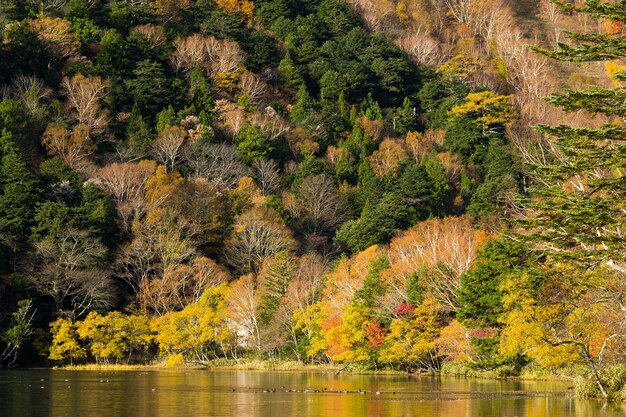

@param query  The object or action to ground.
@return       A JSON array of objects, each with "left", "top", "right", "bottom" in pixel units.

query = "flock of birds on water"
[{"left": 26, "top": 376, "right": 394, "bottom": 395}]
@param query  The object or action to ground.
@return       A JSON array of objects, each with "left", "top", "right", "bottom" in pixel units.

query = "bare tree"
[
  {"left": 215, "top": 99, "right": 246, "bottom": 139},
  {"left": 138, "top": 256, "right": 229, "bottom": 315},
  {"left": 223, "top": 207, "right": 297, "bottom": 274},
  {"left": 11, "top": 75, "right": 52, "bottom": 118},
  {"left": 171, "top": 34, "right": 206, "bottom": 72},
  {"left": 29, "top": 229, "right": 115, "bottom": 319},
  {"left": 252, "top": 158, "right": 281, "bottom": 195},
  {"left": 188, "top": 142, "right": 247, "bottom": 189},
  {"left": 0, "top": 300, "right": 36, "bottom": 368},
  {"left": 386, "top": 216, "right": 487, "bottom": 312},
  {"left": 131, "top": 24, "right": 168, "bottom": 50},
  {"left": 91, "top": 160, "right": 158, "bottom": 229},
  {"left": 239, "top": 71, "right": 268, "bottom": 106},
  {"left": 151, "top": 125, "right": 188, "bottom": 172},
  {"left": 227, "top": 274, "right": 261, "bottom": 350},
  {"left": 62, "top": 74, "right": 110, "bottom": 137},
  {"left": 396, "top": 28, "right": 446, "bottom": 67},
  {"left": 287, "top": 174, "right": 350, "bottom": 236}
]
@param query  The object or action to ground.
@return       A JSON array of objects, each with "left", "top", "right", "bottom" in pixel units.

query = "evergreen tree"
[
  {"left": 503, "top": 1, "right": 626, "bottom": 398},
  {"left": 0, "top": 130, "right": 39, "bottom": 270}
]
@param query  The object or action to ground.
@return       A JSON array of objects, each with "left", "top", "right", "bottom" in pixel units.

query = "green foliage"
[
  {"left": 236, "top": 123, "right": 280, "bottom": 165},
  {"left": 458, "top": 239, "right": 531, "bottom": 328},
  {"left": 127, "top": 60, "right": 182, "bottom": 121},
  {"left": 125, "top": 105, "right": 153, "bottom": 158},
  {"left": 189, "top": 66, "right": 216, "bottom": 125},
  {"left": 0, "top": 130, "right": 40, "bottom": 267},
  {"left": 290, "top": 84, "right": 317, "bottom": 126},
  {"left": 405, "top": 272, "right": 424, "bottom": 306},
  {"left": 354, "top": 257, "right": 388, "bottom": 308},
  {"left": 2, "top": 22, "right": 52, "bottom": 81},
  {"left": 258, "top": 252, "right": 296, "bottom": 324},
  {"left": 398, "top": 162, "right": 442, "bottom": 221},
  {"left": 71, "top": 18, "right": 102, "bottom": 44},
  {"left": 97, "top": 29, "right": 130, "bottom": 75},
  {"left": 0, "top": 299, "right": 35, "bottom": 367},
  {"left": 444, "top": 116, "right": 486, "bottom": 164},
  {"left": 466, "top": 137, "right": 519, "bottom": 217},
  {"left": 155, "top": 106, "right": 179, "bottom": 134},
  {"left": 278, "top": 51, "right": 304, "bottom": 89},
  {"left": 335, "top": 192, "right": 412, "bottom": 253}
]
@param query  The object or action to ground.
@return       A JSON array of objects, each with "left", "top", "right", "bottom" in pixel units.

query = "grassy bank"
[{"left": 59, "top": 359, "right": 569, "bottom": 381}]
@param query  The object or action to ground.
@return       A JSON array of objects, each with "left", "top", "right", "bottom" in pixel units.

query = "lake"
[{"left": 1, "top": 369, "right": 625, "bottom": 416}]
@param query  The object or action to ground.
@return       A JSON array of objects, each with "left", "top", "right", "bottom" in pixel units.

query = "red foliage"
[
  {"left": 365, "top": 322, "right": 388, "bottom": 349},
  {"left": 393, "top": 302, "right": 415, "bottom": 317}
]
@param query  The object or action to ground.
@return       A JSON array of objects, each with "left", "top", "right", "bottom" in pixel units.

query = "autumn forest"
[{"left": 1, "top": 0, "right": 625, "bottom": 400}]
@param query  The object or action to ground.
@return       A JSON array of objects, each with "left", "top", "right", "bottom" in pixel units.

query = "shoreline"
[{"left": 41, "top": 360, "right": 569, "bottom": 382}]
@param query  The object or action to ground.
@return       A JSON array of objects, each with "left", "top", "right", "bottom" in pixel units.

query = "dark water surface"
[{"left": 1, "top": 369, "right": 625, "bottom": 417}]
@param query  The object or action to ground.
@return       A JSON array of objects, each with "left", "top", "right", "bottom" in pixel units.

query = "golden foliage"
[
  {"left": 41, "top": 123, "right": 95, "bottom": 169},
  {"left": 28, "top": 16, "right": 80, "bottom": 60},
  {"left": 215, "top": 0, "right": 254, "bottom": 23},
  {"left": 370, "top": 138, "right": 408, "bottom": 178}
]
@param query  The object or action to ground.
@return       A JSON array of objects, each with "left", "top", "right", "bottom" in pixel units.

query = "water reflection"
[{"left": 1, "top": 370, "right": 625, "bottom": 417}]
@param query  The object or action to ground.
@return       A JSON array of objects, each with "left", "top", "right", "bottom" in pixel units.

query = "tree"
[
  {"left": 0, "top": 130, "right": 40, "bottom": 270},
  {"left": 188, "top": 142, "right": 247, "bottom": 189},
  {"left": 235, "top": 123, "right": 280, "bottom": 165},
  {"left": 61, "top": 74, "right": 110, "bottom": 137},
  {"left": 152, "top": 285, "right": 231, "bottom": 364},
  {"left": 449, "top": 91, "right": 516, "bottom": 135},
  {"left": 215, "top": 0, "right": 254, "bottom": 23},
  {"left": 41, "top": 123, "right": 96, "bottom": 169},
  {"left": 0, "top": 300, "right": 36, "bottom": 368},
  {"left": 285, "top": 174, "right": 350, "bottom": 236},
  {"left": 29, "top": 228, "right": 114, "bottom": 319},
  {"left": 127, "top": 60, "right": 178, "bottom": 119},
  {"left": 379, "top": 298, "right": 443, "bottom": 371},
  {"left": 77, "top": 311, "right": 153, "bottom": 364},
  {"left": 252, "top": 158, "right": 281, "bottom": 195},
  {"left": 501, "top": 1, "right": 626, "bottom": 398},
  {"left": 28, "top": 16, "right": 80, "bottom": 61},
  {"left": 223, "top": 207, "right": 297, "bottom": 274},
  {"left": 92, "top": 161, "right": 158, "bottom": 230},
  {"left": 151, "top": 125, "right": 187, "bottom": 172},
  {"left": 139, "top": 256, "right": 229, "bottom": 315},
  {"left": 48, "top": 317, "right": 86, "bottom": 364},
  {"left": 385, "top": 216, "right": 490, "bottom": 312},
  {"left": 369, "top": 138, "right": 408, "bottom": 178},
  {"left": 278, "top": 51, "right": 304, "bottom": 89},
  {"left": 458, "top": 239, "right": 531, "bottom": 329}
]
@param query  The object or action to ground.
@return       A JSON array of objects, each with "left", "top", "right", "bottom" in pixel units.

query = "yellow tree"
[
  {"left": 449, "top": 91, "right": 516, "bottom": 134},
  {"left": 499, "top": 265, "right": 626, "bottom": 398},
  {"left": 48, "top": 318, "right": 86, "bottom": 364},
  {"left": 28, "top": 16, "right": 80, "bottom": 61},
  {"left": 152, "top": 285, "right": 231, "bottom": 364},
  {"left": 76, "top": 311, "right": 153, "bottom": 364},
  {"left": 369, "top": 138, "right": 409, "bottom": 178},
  {"left": 215, "top": 0, "right": 254, "bottom": 24},
  {"left": 41, "top": 123, "right": 96, "bottom": 169},
  {"left": 379, "top": 298, "right": 443, "bottom": 371}
]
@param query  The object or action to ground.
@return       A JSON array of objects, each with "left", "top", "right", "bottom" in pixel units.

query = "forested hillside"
[{"left": 0, "top": 0, "right": 625, "bottom": 399}]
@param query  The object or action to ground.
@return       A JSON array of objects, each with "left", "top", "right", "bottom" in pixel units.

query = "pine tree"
[
  {"left": 504, "top": 1, "right": 626, "bottom": 398},
  {"left": 523, "top": 1, "right": 626, "bottom": 268},
  {"left": 0, "top": 130, "right": 40, "bottom": 270}
]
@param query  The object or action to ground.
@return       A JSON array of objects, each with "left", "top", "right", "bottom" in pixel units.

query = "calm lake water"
[{"left": 2, "top": 369, "right": 626, "bottom": 417}]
